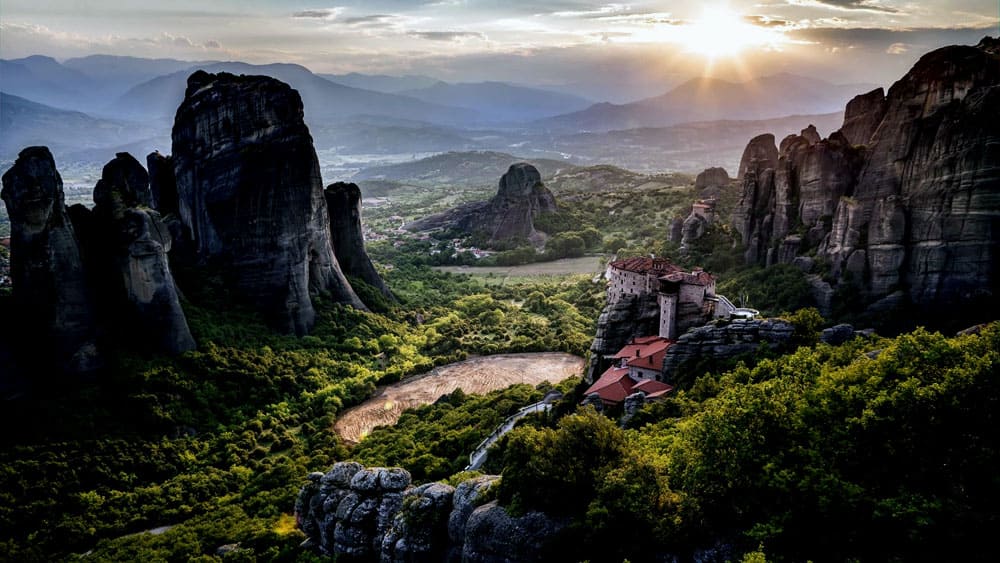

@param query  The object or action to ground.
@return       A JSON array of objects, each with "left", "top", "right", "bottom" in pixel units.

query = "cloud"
[
  {"left": 408, "top": 31, "right": 487, "bottom": 41},
  {"left": 204, "top": 40, "right": 222, "bottom": 49},
  {"left": 592, "top": 31, "right": 632, "bottom": 42},
  {"left": 341, "top": 14, "right": 397, "bottom": 26},
  {"left": 787, "top": 0, "right": 901, "bottom": 14},
  {"left": 292, "top": 8, "right": 345, "bottom": 20},
  {"left": 745, "top": 15, "right": 792, "bottom": 28},
  {"left": 886, "top": 42, "right": 909, "bottom": 54}
]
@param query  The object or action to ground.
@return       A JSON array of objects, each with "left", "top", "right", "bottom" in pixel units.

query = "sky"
[{"left": 1, "top": 1, "right": 997, "bottom": 100}]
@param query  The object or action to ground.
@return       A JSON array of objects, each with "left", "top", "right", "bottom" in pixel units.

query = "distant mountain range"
[
  {"left": 352, "top": 151, "right": 579, "bottom": 186},
  {"left": 319, "top": 72, "right": 440, "bottom": 93},
  {"left": 537, "top": 73, "right": 872, "bottom": 132},
  {"left": 1, "top": 53, "right": 867, "bottom": 176},
  {"left": 0, "top": 92, "right": 161, "bottom": 158},
  {"left": 397, "top": 81, "right": 593, "bottom": 123}
]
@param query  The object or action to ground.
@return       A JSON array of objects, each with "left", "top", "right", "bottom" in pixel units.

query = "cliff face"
[
  {"left": 324, "top": 182, "right": 393, "bottom": 301},
  {"left": 296, "top": 462, "right": 561, "bottom": 562},
  {"left": 171, "top": 71, "right": 364, "bottom": 334},
  {"left": 733, "top": 38, "right": 1000, "bottom": 318},
  {"left": 91, "top": 153, "right": 194, "bottom": 355},
  {"left": 586, "top": 292, "right": 661, "bottom": 381},
  {"left": 1, "top": 147, "right": 101, "bottom": 376},
  {"left": 407, "top": 163, "right": 557, "bottom": 246}
]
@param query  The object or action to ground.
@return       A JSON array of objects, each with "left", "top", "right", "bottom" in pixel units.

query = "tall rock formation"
[
  {"left": 478, "top": 163, "right": 557, "bottom": 243},
  {"left": 171, "top": 71, "right": 364, "bottom": 334},
  {"left": 1, "top": 147, "right": 101, "bottom": 376},
  {"left": 91, "top": 153, "right": 195, "bottom": 355},
  {"left": 324, "top": 182, "right": 393, "bottom": 301},
  {"left": 732, "top": 37, "right": 1000, "bottom": 323},
  {"left": 737, "top": 133, "right": 778, "bottom": 179},
  {"left": 406, "top": 163, "right": 558, "bottom": 246},
  {"left": 839, "top": 88, "right": 886, "bottom": 146},
  {"left": 147, "top": 151, "right": 180, "bottom": 216}
]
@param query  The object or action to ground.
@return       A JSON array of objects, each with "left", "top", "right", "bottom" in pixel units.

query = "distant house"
[{"left": 583, "top": 336, "right": 675, "bottom": 407}]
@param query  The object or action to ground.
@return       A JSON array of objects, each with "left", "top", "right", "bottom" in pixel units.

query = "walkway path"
[{"left": 465, "top": 391, "right": 562, "bottom": 471}]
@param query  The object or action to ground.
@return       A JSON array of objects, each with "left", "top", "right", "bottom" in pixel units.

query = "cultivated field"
[
  {"left": 334, "top": 352, "right": 584, "bottom": 443},
  {"left": 434, "top": 255, "right": 606, "bottom": 280}
]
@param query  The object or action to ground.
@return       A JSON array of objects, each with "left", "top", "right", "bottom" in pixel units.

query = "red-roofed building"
[
  {"left": 583, "top": 363, "right": 675, "bottom": 407},
  {"left": 583, "top": 336, "right": 676, "bottom": 406},
  {"left": 614, "top": 336, "right": 673, "bottom": 381}
]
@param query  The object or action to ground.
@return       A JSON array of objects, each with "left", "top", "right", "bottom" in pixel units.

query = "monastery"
[{"left": 585, "top": 257, "right": 751, "bottom": 406}]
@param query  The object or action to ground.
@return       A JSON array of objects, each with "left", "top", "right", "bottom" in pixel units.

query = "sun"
[{"left": 677, "top": 5, "right": 779, "bottom": 59}]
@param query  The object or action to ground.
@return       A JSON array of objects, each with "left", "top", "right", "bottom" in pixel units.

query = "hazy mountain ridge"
[
  {"left": 539, "top": 73, "right": 872, "bottom": 132},
  {"left": 398, "top": 81, "right": 594, "bottom": 123},
  {"left": 351, "top": 151, "right": 579, "bottom": 186},
  {"left": 0, "top": 92, "right": 161, "bottom": 158}
]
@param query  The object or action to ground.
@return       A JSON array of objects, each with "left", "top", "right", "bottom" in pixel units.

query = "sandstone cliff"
[
  {"left": 90, "top": 153, "right": 195, "bottom": 355},
  {"left": 296, "top": 462, "right": 562, "bottom": 562},
  {"left": 1, "top": 147, "right": 101, "bottom": 376},
  {"left": 586, "top": 292, "right": 661, "bottom": 381},
  {"left": 732, "top": 37, "right": 1000, "bottom": 322},
  {"left": 406, "top": 163, "right": 557, "bottom": 246},
  {"left": 324, "top": 182, "right": 393, "bottom": 302},
  {"left": 171, "top": 71, "right": 365, "bottom": 334}
]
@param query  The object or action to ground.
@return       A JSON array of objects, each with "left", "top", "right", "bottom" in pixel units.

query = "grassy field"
[{"left": 433, "top": 255, "right": 607, "bottom": 282}]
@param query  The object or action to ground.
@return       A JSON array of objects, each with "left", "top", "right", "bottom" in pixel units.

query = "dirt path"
[{"left": 334, "top": 352, "right": 583, "bottom": 443}]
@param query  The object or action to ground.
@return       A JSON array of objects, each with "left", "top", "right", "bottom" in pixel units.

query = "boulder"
[
  {"left": 381, "top": 482, "right": 455, "bottom": 562},
  {"left": 462, "top": 501, "right": 563, "bottom": 563},
  {"left": 1, "top": 146, "right": 101, "bottom": 376},
  {"left": 448, "top": 476, "right": 499, "bottom": 548},
  {"left": 820, "top": 323, "right": 856, "bottom": 345},
  {"left": 171, "top": 70, "right": 365, "bottom": 334}
]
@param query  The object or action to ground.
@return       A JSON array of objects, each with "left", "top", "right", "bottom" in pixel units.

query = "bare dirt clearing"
[{"left": 334, "top": 352, "right": 583, "bottom": 443}]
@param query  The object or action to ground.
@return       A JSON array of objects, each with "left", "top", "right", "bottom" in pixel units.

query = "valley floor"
[{"left": 333, "top": 352, "right": 583, "bottom": 443}]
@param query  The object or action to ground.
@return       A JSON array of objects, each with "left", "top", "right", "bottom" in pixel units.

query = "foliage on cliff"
[{"left": 493, "top": 323, "right": 1000, "bottom": 561}]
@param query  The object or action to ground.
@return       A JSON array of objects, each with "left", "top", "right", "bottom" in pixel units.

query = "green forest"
[{"left": 0, "top": 264, "right": 602, "bottom": 561}]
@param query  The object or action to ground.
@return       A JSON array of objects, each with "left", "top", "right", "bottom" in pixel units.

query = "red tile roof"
[
  {"left": 659, "top": 269, "right": 715, "bottom": 286},
  {"left": 583, "top": 366, "right": 633, "bottom": 405},
  {"left": 583, "top": 364, "right": 675, "bottom": 406},
  {"left": 609, "top": 256, "right": 681, "bottom": 275},
  {"left": 633, "top": 379, "right": 674, "bottom": 399},
  {"left": 614, "top": 336, "right": 672, "bottom": 367}
]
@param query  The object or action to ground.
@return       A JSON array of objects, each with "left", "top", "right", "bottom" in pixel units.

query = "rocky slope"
[
  {"left": 296, "top": 462, "right": 562, "bottom": 562},
  {"left": 171, "top": 70, "right": 365, "bottom": 334},
  {"left": 732, "top": 37, "right": 1000, "bottom": 321},
  {"left": 324, "top": 182, "right": 393, "bottom": 301},
  {"left": 407, "top": 163, "right": 558, "bottom": 245},
  {"left": 1, "top": 147, "right": 101, "bottom": 376},
  {"left": 585, "top": 292, "right": 661, "bottom": 381}
]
